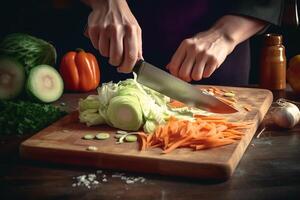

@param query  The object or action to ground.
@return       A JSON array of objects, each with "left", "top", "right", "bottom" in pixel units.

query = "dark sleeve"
[{"left": 228, "top": 0, "right": 285, "bottom": 26}]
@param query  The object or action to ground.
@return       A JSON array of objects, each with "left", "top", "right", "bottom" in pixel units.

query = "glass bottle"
[{"left": 259, "top": 34, "right": 287, "bottom": 90}]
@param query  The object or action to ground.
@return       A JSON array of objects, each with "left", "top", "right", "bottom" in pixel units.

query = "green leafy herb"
[{"left": 0, "top": 100, "right": 66, "bottom": 135}]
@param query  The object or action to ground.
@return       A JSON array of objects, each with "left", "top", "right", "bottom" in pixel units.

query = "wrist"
[
  {"left": 206, "top": 26, "right": 237, "bottom": 55},
  {"left": 87, "top": 0, "right": 126, "bottom": 9},
  {"left": 211, "top": 15, "right": 266, "bottom": 45}
]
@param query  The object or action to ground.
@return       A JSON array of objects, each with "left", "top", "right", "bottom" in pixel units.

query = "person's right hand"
[{"left": 86, "top": 0, "right": 142, "bottom": 73}]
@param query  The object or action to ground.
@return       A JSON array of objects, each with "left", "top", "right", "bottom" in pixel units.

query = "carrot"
[
  {"left": 168, "top": 100, "right": 186, "bottom": 108},
  {"left": 138, "top": 132, "right": 147, "bottom": 151},
  {"left": 138, "top": 115, "right": 252, "bottom": 154},
  {"left": 217, "top": 96, "right": 236, "bottom": 106}
]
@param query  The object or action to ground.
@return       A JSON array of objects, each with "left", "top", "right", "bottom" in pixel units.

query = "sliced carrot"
[
  {"left": 138, "top": 114, "right": 252, "bottom": 154},
  {"left": 217, "top": 96, "right": 236, "bottom": 106},
  {"left": 138, "top": 132, "right": 147, "bottom": 151},
  {"left": 168, "top": 100, "right": 186, "bottom": 108}
]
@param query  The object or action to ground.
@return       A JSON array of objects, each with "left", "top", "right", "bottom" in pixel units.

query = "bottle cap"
[{"left": 264, "top": 34, "right": 282, "bottom": 45}]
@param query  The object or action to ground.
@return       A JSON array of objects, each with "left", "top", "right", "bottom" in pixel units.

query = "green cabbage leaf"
[{"left": 78, "top": 73, "right": 209, "bottom": 133}]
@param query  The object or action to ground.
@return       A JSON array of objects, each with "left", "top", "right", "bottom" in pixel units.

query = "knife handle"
[{"left": 133, "top": 59, "right": 145, "bottom": 74}]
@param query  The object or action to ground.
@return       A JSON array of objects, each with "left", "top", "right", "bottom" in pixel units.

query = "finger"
[
  {"left": 191, "top": 54, "right": 207, "bottom": 81},
  {"left": 118, "top": 26, "right": 138, "bottom": 73},
  {"left": 167, "top": 43, "right": 186, "bottom": 76},
  {"left": 137, "top": 27, "right": 143, "bottom": 59},
  {"left": 98, "top": 30, "right": 110, "bottom": 57},
  {"left": 203, "top": 57, "right": 218, "bottom": 78},
  {"left": 108, "top": 27, "right": 124, "bottom": 66},
  {"left": 178, "top": 52, "right": 195, "bottom": 82},
  {"left": 88, "top": 26, "right": 100, "bottom": 50}
]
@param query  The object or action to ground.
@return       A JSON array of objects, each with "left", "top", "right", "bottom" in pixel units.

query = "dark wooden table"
[{"left": 1, "top": 90, "right": 300, "bottom": 200}]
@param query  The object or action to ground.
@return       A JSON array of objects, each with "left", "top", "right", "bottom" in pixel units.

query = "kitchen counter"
[{"left": 1, "top": 89, "right": 300, "bottom": 200}]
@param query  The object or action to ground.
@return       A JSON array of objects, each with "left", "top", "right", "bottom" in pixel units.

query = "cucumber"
[
  {"left": 0, "top": 57, "right": 25, "bottom": 100},
  {"left": 26, "top": 65, "right": 63, "bottom": 103}
]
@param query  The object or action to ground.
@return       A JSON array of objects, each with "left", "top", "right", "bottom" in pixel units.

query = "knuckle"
[
  {"left": 169, "top": 66, "right": 178, "bottom": 76},
  {"left": 182, "top": 38, "right": 192, "bottom": 46},
  {"left": 192, "top": 73, "right": 201, "bottom": 81},
  {"left": 207, "top": 54, "right": 219, "bottom": 65},
  {"left": 188, "top": 43, "right": 198, "bottom": 53},
  {"left": 96, "top": 25, "right": 105, "bottom": 32},
  {"left": 106, "top": 24, "right": 117, "bottom": 34},
  {"left": 127, "top": 51, "right": 137, "bottom": 62},
  {"left": 179, "top": 71, "right": 189, "bottom": 81},
  {"left": 124, "top": 24, "right": 136, "bottom": 35}
]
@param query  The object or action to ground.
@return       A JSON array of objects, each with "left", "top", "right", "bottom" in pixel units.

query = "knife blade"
[{"left": 133, "top": 60, "right": 238, "bottom": 114}]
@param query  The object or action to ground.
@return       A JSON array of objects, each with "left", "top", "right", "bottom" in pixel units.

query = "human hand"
[
  {"left": 166, "top": 30, "right": 236, "bottom": 82},
  {"left": 86, "top": 0, "right": 142, "bottom": 73}
]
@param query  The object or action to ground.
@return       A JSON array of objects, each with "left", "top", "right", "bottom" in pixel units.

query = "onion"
[{"left": 271, "top": 99, "right": 300, "bottom": 129}]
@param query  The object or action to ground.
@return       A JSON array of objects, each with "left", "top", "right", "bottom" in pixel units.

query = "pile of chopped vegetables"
[
  {"left": 79, "top": 75, "right": 252, "bottom": 153},
  {"left": 138, "top": 115, "right": 251, "bottom": 154},
  {"left": 0, "top": 100, "right": 66, "bottom": 135},
  {"left": 79, "top": 74, "right": 209, "bottom": 133}
]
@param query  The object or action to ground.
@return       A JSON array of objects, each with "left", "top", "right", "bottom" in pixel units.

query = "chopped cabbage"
[{"left": 78, "top": 73, "right": 210, "bottom": 133}]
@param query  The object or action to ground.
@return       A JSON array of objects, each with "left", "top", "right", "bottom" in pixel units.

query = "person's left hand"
[{"left": 166, "top": 30, "right": 236, "bottom": 82}]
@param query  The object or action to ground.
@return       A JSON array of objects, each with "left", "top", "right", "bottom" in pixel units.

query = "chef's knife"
[{"left": 133, "top": 60, "right": 238, "bottom": 114}]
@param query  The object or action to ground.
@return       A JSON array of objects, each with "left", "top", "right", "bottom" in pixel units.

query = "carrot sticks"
[{"left": 138, "top": 115, "right": 251, "bottom": 154}]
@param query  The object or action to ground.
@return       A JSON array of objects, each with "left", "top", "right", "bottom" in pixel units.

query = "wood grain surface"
[{"left": 20, "top": 86, "right": 273, "bottom": 180}]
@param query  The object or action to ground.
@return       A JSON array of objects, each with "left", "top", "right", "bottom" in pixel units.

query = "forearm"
[
  {"left": 82, "top": 0, "right": 126, "bottom": 8},
  {"left": 211, "top": 15, "right": 267, "bottom": 46}
]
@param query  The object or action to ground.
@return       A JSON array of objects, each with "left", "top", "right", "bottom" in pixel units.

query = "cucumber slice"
[
  {"left": 26, "top": 65, "right": 63, "bottom": 103},
  {"left": 0, "top": 57, "right": 25, "bottom": 100}
]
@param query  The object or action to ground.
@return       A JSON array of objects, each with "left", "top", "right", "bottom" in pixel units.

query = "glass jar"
[{"left": 259, "top": 34, "right": 286, "bottom": 90}]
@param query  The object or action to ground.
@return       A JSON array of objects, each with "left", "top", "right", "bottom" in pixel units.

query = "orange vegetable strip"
[
  {"left": 168, "top": 100, "right": 186, "bottom": 108},
  {"left": 217, "top": 97, "right": 236, "bottom": 106},
  {"left": 138, "top": 114, "right": 252, "bottom": 154},
  {"left": 163, "top": 136, "right": 192, "bottom": 154},
  {"left": 138, "top": 132, "right": 147, "bottom": 151}
]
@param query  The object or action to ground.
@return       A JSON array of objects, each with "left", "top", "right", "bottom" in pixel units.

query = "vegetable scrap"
[
  {"left": 125, "top": 135, "right": 138, "bottom": 142},
  {"left": 83, "top": 134, "right": 95, "bottom": 140},
  {"left": 223, "top": 92, "right": 235, "bottom": 97},
  {"left": 72, "top": 174, "right": 99, "bottom": 189},
  {"left": 72, "top": 170, "right": 146, "bottom": 189},
  {"left": 115, "top": 130, "right": 139, "bottom": 144},
  {"left": 95, "top": 132, "right": 110, "bottom": 140},
  {"left": 86, "top": 146, "right": 98, "bottom": 151},
  {"left": 138, "top": 115, "right": 252, "bottom": 154},
  {"left": 203, "top": 86, "right": 238, "bottom": 108}
]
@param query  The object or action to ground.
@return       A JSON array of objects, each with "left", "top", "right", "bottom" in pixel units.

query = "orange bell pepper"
[{"left": 59, "top": 49, "right": 100, "bottom": 92}]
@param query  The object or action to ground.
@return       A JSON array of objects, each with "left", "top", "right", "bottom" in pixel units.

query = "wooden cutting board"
[{"left": 20, "top": 86, "right": 273, "bottom": 180}]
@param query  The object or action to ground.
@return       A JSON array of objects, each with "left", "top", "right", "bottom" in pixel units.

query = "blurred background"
[{"left": 1, "top": 0, "right": 299, "bottom": 85}]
